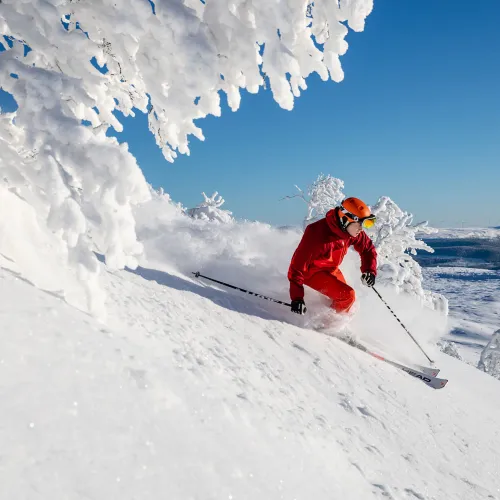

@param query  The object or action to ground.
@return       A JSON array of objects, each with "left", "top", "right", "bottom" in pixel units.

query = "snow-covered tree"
[
  {"left": 369, "top": 196, "right": 447, "bottom": 312},
  {"left": 438, "top": 340, "right": 463, "bottom": 360},
  {"left": 187, "top": 192, "right": 234, "bottom": 224},
  {"left": 0, "top": 1, "right": 373, "bottom": 312},
  {"left": 285, "top": 174, "right": 345, "bottom": 228},
  {"left": 478, "top": 330, "right": 500, "bottom": 380}
]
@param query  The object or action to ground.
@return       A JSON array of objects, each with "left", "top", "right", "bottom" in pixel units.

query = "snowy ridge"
[{"left": 422, "top": 227, "right": 500, "bottom": 240}]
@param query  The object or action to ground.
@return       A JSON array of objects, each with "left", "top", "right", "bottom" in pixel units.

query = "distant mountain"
[{"left": 423, "top": 227, "right": 500, "bottom": 239}]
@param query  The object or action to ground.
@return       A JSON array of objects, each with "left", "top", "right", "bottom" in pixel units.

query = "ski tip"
[{"left": 434, "top": 378, "right": 448, "bottom": 389}]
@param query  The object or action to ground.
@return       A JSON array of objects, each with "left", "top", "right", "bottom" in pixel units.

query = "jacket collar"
[{"left": 326, "top": 208, "right": 352, "bottom": 240}]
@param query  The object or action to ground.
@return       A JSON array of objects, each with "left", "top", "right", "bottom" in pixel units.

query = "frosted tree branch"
[
  {"left": 283, "top": 174, "right": 345, "bottom": 228},
  {"left": 187, "top": 191, "right": 234, "bottom": 224}
]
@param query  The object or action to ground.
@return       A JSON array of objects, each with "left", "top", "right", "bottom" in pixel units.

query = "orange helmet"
[{"left": 338, "top": 197, "right": 376, "bottom": 230}]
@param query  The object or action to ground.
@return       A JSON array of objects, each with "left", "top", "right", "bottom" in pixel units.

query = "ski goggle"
[{"left": 340, "top": 206, "right": 377, "bottom": 229}]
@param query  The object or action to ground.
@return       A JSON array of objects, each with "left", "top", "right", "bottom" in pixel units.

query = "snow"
[
  {"left": 2, "top": 252, "right": 500, "bottom": 499},
  {"left": 478, "top": 331, "right": 500, "bottom": 380},
  {"left": 2, "top": 190, "right": 500, "bottom": 499},
  {"left": 0, "top": 184, "right": 93, "bottom": 312},
  {"left": 134, "top": 191, "right": 449, "bottom": 353},
  {"left": 422, "top": 266, "right": 500, "bottom": 364},
  {"left": 283, "top": 174, "right": 345, "bottom": 227},
  {"left": 416, "top": 230, "right": 500, "bottom": 367},
  {"left": 370, "top": 196, "right": 445, "bottom": 312},
  {"left": 187, "top": 191, "right": 234, "bottom": 224},
  {"left": 423, "top": 227, "right": 500, "bottom": 240}
]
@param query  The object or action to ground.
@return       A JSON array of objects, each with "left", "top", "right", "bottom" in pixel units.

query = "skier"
[{"left": 288, "top": 197, "right": 377, "bottom": 316}]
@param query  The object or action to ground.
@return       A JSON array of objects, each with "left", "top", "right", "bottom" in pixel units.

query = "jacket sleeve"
[
  {"left": 352, "top": 232, "right": 377, "bottom": 275},
  {"left": 288, "top": 226, "right": 315, "bottom": 301}
]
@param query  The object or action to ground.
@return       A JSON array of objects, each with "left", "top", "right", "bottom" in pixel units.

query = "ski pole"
[
  {"left": 192, "top": 271, "right": 302, "bottom": 311},
  {"left": 371, "top": 286, "right": 434, "bottom": 365}
]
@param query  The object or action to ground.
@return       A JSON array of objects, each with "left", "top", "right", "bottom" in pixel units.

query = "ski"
[
  {"left": 339, "top": 337, "right": 448, "bottom": 390},
  {"left": 379, "top": 356, "right": 447, "bottom": 390},
  {"left": 412, "top": 364, "right": 440, "bottom": 378}
]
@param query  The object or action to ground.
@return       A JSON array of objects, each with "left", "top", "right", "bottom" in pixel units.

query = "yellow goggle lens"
[{"left": 362, "top": 217, "right": 376, "bottom": 229}]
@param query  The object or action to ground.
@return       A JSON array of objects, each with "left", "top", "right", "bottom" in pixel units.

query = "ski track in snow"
[{"left": 1, "top": 264, "right": 500, "bottom": 500}]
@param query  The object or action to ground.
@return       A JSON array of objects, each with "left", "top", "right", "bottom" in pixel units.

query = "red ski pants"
[{"left": 304, "top": 269, "right": 356, "bottom": 313}]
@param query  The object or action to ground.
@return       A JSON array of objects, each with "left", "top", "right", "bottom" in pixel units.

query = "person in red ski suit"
[{"left": 288, "top": 197, "right": 377, "bottom": 315}]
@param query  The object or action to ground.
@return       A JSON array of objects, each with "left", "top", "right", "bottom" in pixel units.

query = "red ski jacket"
[{"left": 288, "top": 208, "right": 377, "bottom": 301}]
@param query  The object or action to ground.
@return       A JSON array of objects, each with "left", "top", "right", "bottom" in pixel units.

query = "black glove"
[
  {"left": 291, "top": 299, "right": 306, "bottom": 315},
  {"left": 361, "top": 272, "right": 376, "bottom": 287}
]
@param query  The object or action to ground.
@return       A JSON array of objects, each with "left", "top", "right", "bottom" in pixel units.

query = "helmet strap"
[{"left": 340, "top": 215, "right": 350, "bottom": 232}]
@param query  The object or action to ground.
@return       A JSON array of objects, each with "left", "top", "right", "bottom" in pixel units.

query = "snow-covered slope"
[
  {"left": 1, "top": 191, "right": 499, "bottom": 499},
  {"left": 2, "top": 258, "right": 500, "bottom": 499}
]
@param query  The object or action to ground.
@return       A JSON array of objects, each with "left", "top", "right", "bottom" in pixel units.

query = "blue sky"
[{"left": 2, "top": 1, "right": 499, "bottom": 227}]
